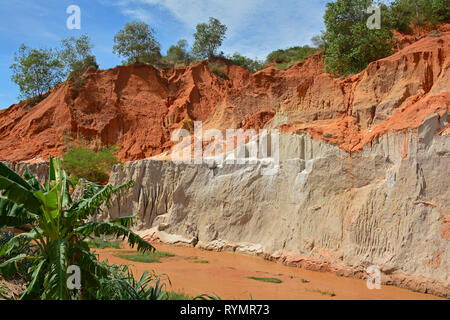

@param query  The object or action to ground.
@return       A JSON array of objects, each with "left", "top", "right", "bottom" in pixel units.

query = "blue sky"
[{"left": 0, "top": 0, "right": 328, "bottom": 109}]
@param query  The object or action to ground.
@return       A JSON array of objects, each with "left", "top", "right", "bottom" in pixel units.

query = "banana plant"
[{"left": 0, "top": 157, "right": 154, "bottom": 300}]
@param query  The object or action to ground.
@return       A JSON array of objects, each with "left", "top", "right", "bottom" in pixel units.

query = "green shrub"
[
  {"left": 431, "top": 0, "right": 450, "bottom": 22},
  {"left": 62, "top": 137, "right": 120, "bottom": 184},
  {"left": 265, "top": 46, "right": 317, "bottom": 69},
  {"left": 229, "top": 53, "right": 264, "bottom": 73},
  {"left": 95, "top": 264, "right": 168, "bottom": 300},
  {"left": 323, "top": 0, "right": 394, "bottom": 76}
]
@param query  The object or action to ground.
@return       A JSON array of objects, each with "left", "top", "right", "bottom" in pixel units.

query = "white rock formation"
[{"left": 106, "top": 114, "right": 449, "bottom": 297}]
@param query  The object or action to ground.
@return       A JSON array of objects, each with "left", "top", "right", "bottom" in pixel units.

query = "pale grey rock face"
[
  {"left": 106, "top": 116, "right": 449, "bottom": 297},
  {"left": 1, "top": 161, "right": 49, "bottom": 183}
]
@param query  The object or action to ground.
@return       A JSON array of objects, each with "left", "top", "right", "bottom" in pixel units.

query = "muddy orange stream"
[{"left": 95, "top": 244, "right": 443, "bottom": 300}]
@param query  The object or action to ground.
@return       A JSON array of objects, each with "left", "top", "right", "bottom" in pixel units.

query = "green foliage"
[
  {"left": 265, "top": 46, "right": 317, "bottom": 69},
  {"left": 389, "top": 0, "right": 449, "bottom": 35},
  {"left": 10, "top": 44, "right": 63, "bottom": 100},
  {"left": 166, "top": 40, "right": 192, "bottom": 66},
  {"left": 165, "top": 291, "right": 194, "bottom": 300},
  {"left": 94, "top": 264, "right": 168, "bottom": 300},
  {"left": 0, "top": 158, "right": 155, "bottom": 300},
  {"left": 62, "top": 138, "right": 120, "bottom": 184},
  {"left": 229, "top": 53, "right": 265, "bottom": 73},
  {"left": 323, "top": 0, "right": 394, "bottom": 76},
  {"left": 113, "top": 21, "right": 161, "bottom": 64},
  {"left": 0, "top": 158, "right": 154, "bottom": 300},
  {"left": 248, "top": 277, "right": 283, "bottom": 284},
  {"left": 192, "top": 17, "right": 227, "bottom": 59},
  {"left": 0, "top": 230, "right": 13, "bottom": 249},
  {"left": 60, "top": 34, "right": 98, "bottom": 87},
  {"left": 116, "top": 251, "right": 175, "bottom": 263},
  {"left": 431, "top": 0, "right": 450, "bottom": 22}
]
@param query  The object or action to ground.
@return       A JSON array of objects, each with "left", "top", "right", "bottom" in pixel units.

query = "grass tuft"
[
  {"left": 192, "top": 260, "right": 210, "bottom": 264},
  {"left": 248, "top": 277, "right": 282, "bottom": 284},
  {"left": 165, "top": 291, "right": 194, "bottom": 300},
  {"left": 314, "top": 289, "right": 336, "bottom": 297},
  {"left": 116, "top": 251, "right": 175, "bottom": 263}
]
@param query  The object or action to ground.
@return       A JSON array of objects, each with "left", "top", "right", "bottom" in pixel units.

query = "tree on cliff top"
[
  {"left": 10, "top": 45, "right": 63, "bottom": 101},
  {"left": 60, "top": 34, "right": 98, "bottom": 86},
  {"left": 113, "top": 21, "right": 161, "bottom": 65},
  {"left": 192, "top": 17, "right": 227, "bottom": 59},
  {"left": 166, "top": 40, "right": 192, "bottom": 66}
]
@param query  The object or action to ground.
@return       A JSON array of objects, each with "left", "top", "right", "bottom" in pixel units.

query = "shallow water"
[{"left": 95, "top": 243, "right": 443, "bottom": 300}]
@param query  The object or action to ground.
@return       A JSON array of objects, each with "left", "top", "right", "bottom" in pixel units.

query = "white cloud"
[{"left": 122, "top": 8, "right": 154, "bottom": 23}]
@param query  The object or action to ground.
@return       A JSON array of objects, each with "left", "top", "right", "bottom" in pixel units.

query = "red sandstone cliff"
[{"left": 0, "top": 29, "right": 449, "bottom": 162}]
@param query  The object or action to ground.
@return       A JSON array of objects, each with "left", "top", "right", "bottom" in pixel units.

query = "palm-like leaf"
[
  {"left": 20, "top": 258, "right": 46, "bottom": 299},
  {"left": 69, "top": 181, "right": 134, "bottom": 220},
  {"left": 0, "top": 196, "right": 38, "bottom": 228},
  {"left": 0, "top": 230, "right": 37, "bottom": 257},
  {"left": 0, "top": 158, "right": 156, "bottom": 300},
  {"left": 75, "top": 221, "right": 155, "bottom": 253},
  {"left": 41, "top": 239, "right": 69, "bottom": 300},
  {"left": 0, "top": 254, "right": 34, "bottom": 279},
  {"left": 0, "top": 162, "right": 33, "bottom": 191},
  {"left": 0, "top": 176, "right": 42, "bottom": 215}
]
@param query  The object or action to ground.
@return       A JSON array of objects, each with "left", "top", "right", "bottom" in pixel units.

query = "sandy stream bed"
[{"left": 95, "top": 243, "right": 444, "bottom": 300}]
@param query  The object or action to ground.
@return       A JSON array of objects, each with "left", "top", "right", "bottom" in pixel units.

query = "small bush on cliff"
[
  {"left": 62, "top": 138, "right": 120, "bottom": 184},
  {"left": 229, "top": 53, "right": 265, "bottom": 73},
  {"left": 60, "top": 34, "right": 98, "bottom": 87},
  {"left": 265, "top": 46, "right": 317, "bottom": 70},
  {"left": 323, "top": 0, "right": 394, "bottom": 76}
]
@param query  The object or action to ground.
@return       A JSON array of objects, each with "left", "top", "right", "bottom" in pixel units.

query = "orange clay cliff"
[{"left": 0, "top": 27, "right": 448, "bottom": 162}]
